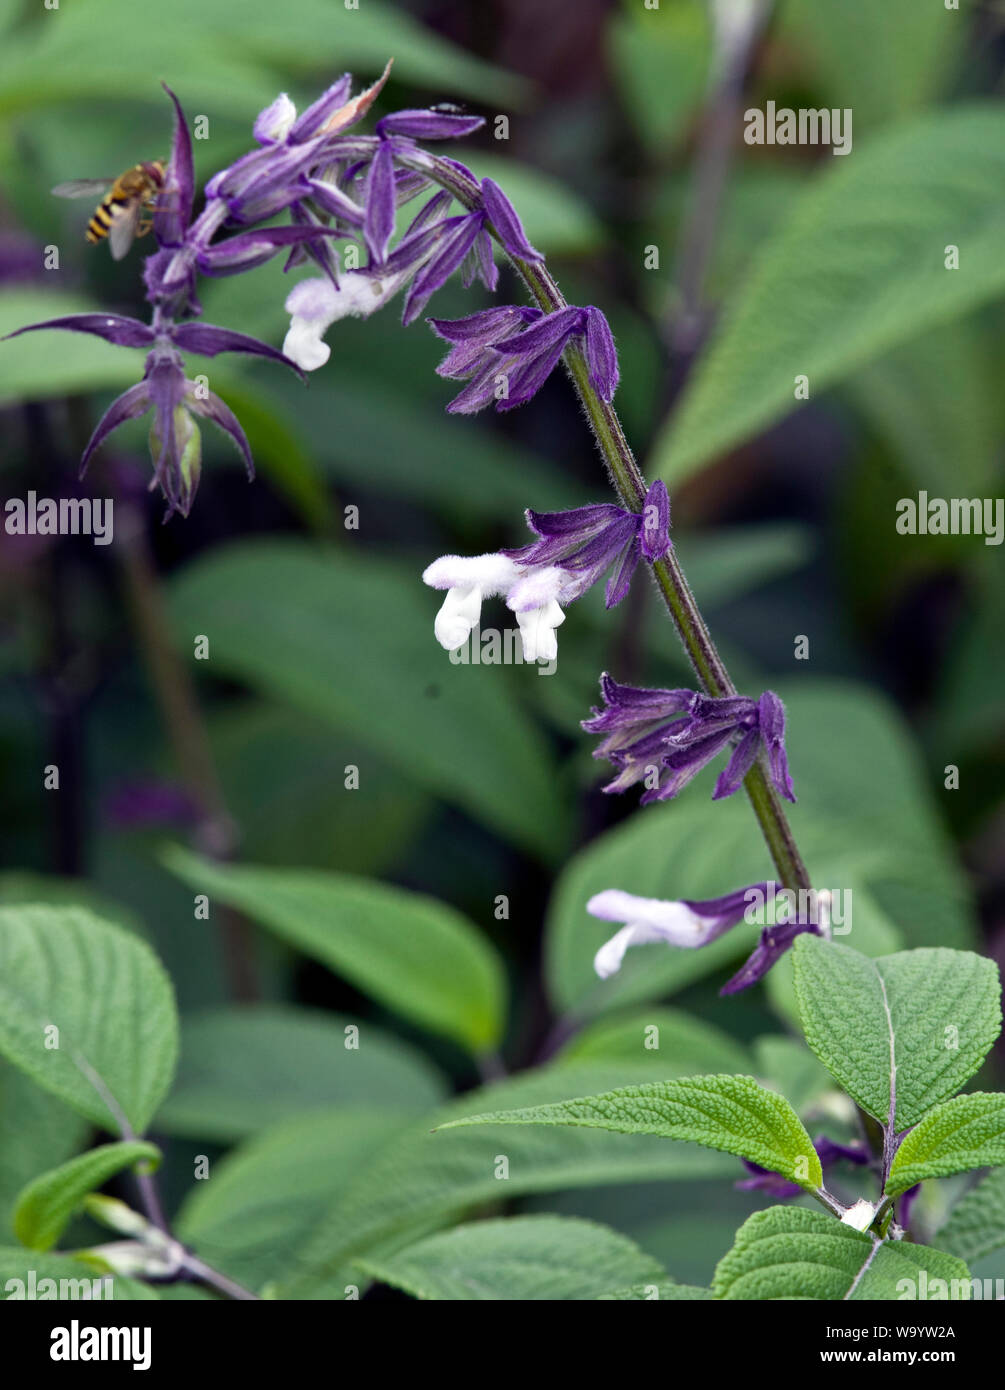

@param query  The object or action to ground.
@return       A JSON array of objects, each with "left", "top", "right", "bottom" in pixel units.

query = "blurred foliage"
[{"left": 0, "top": 0, "right": 1003, "bottom": 1301}]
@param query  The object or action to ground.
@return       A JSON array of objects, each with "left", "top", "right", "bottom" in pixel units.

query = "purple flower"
[
  {"left": 583, "top": 676, "right": 797, "bottom": 805},
  {"left": 737, "top": 1137, "right": 868, "bottom": 1198},
  {"left": 588, "top": 883, "right": 767, "bottom": 978},
  {"left": 502, "top": 479, "right": 671, "bottom": 609},
  {"left": 480, "top": 178, "right": 542, "bottom": 263},
  {"left": 422, "top": 483, "right": 671, "bottom": 662},
  {"left": 588, "top": 879, "right": 822, "bottom": 995},
  {"left": 375, "top": 109, "right": 486, "bottom": 141},
  {"left": 428, "top": 302, "right": 618, "bottom": 412},
  {"left": 720, "top": 917, "right": 820, "bottom": 995},
  {"left": 282, "top": 207, "right": 498, "bottom": 367},
  {"left": 5, "top": 311, "right": 299, "bottom": 517}
]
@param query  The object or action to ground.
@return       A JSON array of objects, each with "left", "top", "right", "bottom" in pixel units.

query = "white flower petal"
[
  {"left": 515, "top": 599, "right": 564, "bottom": 663},
  {"left": 422, "top": 553, "right": 521, "bottom": 597},
  {"left": 254, "top": 93, "right": 297, "bottom": 144},
  {"left": 587, "top": 889, "right": 712, "bottom": 946},
  {"left": 433, "top": 585, "right": 483, "bottom": 651},
  {"left": 282, "top": 316, "right": 331, "bottom": 372},
  {"left": 594, "top": 922, "right": 674, "bottom": 979},
  {"left": 840, "top": 1199, "right": 876, "bottom": 1233},
  {"left": 506, "top": 565, "right": 566, "bottom": 612}
]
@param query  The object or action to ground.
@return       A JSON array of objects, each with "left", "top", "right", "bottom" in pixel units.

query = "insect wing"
[
  {"left": 107, "top": 199, "right": 143, "bottom": 260},
  {"left": 52, "top": 179, "right": 114, "bottom": 199}
]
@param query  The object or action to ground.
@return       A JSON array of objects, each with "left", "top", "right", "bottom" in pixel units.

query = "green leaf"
[
  {"left": 599, "top": 1281, "right": 714, "bottom": 1301},
  {"left": 846, "top": 319, "right": 998, "bottom": 496},
  {"left": 713, "top": 1206, "right": 971, "bottom": 1300},
  {"left": 0, "top": 290, "right": 141, "bottom": 405},
  {"left": 754, "top": 1036, "right": 836, "bottom": 1117},
  {"left": 0, "top": 1064, "right": 88, "bottom": 1242},
  {"left": 0, "top": 1247, "right": 158, "bottom": 1301},
  {"left": 163, "top": 849, "right": 506, "bottom": 1055},
  {"left": 359, "top": 1215, "right": 666, "bottom": 1301},
  {"left": 0, "top": 0, "right": 527, "bottom": 121},
  {"left": 652, "top": 105, "right": 1005, "bottom": 486},
  {"left": 792, "top": 937, "right": 1001, "bottom": 1130},
  {"left": 439, "top": 1074, "right": 823, "bottom": 1192},
  {"left": 936, "top": 1169, "right": 1005, "bottom": 1265},
  {"left": 156, "top": 1004, "right": 445, "bottom": 1142},
  {"left": 558, "top": 1007, "right": 749, "bottom": 1076},
  {"left": 210, "top": 704, "right": 431, "bottom": 879},
  {"left": 781, "top": 0, "right": 960, "bottom": 132},
  {"left": 13, "top": 1141, "right": 160, "bottom": 1252},
  {"left": 0, "top": 905, "right": 179, "bottom": 1135},
  {"left": 175, "top": 1108, "right": 409, "bottom": 1293},
  {"left": 609, "top": 0, "right": 711, "bottom": 152},
  {"left": 279, "top": 1062, "right": 740, "bottom": 1298},
  {"left": 166, "top": 539, "right": 569, "bottom": 859},
  {"left": 888, "top": 1095, "right": 1005, "bottom": 1197}
]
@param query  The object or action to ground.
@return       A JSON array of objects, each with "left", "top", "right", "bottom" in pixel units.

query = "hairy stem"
[{"left": 511, "top": 259, "right": 810, "bottom": 893}]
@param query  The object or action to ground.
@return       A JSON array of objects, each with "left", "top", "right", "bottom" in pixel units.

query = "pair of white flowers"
[{"left": 422, "top": 552, "right": 579, "bottom": 663}]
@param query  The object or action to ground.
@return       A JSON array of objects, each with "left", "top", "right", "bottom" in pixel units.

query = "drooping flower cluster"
[
  {"left": 583, "top": 675, "right": 796, "bottom": 805},
  {"left": 423, "top": 480, "right": 670, "bottom": 663},
  {"left": 8, "top": 66, "right": 619, "bottom": 517},
  {"left": 428, "top": 301, "right": 618, "bottom": 413}
]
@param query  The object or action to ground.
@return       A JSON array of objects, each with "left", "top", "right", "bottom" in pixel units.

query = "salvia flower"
[
  {"left": 423, "top": 481, "right": 671, "bottom": 663},
  {"left": 4, "top": 313, "right": 300, "bottom": 518},
  {"left": 589, "top": 884, "right": 767, "bottom": 978},
  {"left": 428, "top": 301, "right": 618, "bottom": 413},
  {"left": 587, "top": 882, "right": 822, "bottom": 995},
  {"left": 738, "top": 1138, "right": 868, "bottom": 1199},
  {"left": 583, "top": 676, "right": 796, "bottom": 804},
  {"left": 13, "top": 67, "right": 509, "bottom": 514}
]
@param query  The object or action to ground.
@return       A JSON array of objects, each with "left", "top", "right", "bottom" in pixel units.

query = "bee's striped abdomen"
[{"left": 85, "top": 197, "right": 119, "bottom": 244}]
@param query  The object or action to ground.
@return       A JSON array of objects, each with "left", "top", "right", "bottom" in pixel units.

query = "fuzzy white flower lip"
[
  {"left": 588, "top": 890, "right": 724, "bottom": 979},
  {"left": 422, "top": 553, "right": 565, "bottom": 663},
  {"left": 840, "top": 1199, "right": 876, "bottom": 1233},
  {"left": 282, "top": 272, "right": 413, "bottom": 372},
  {"left": 515, "top": 600, "right": 564, "bottom": 663}
]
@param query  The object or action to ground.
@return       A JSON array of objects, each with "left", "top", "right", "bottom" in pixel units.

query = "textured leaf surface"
[
  {"left": 359, "top": 1216, "right": 665, "bottom": 1301},
  {"left": 713, "top": 1206, "right": 971, "bottom": 1301},
  {"left": 0, "top": 906, "right": 178, "bottom": 1134},
  {"left": 439, "top": 1074, "right": 823, "bottom": 1192},
  {"left": 167, "top": 541, "right": 568, "bottom": 859},
  {"left": 888, "top": 1095, "right": 1005, "bottom": 1197},
  {"left": 164, "top": 850, "right": 506, "bottom": 1054},
  {"left": 156, "top": 1004, "right": 445, "bottom": 1141},
  {"left": 652, "top": 106, "right": 1005, "bottom": 485},
  {"left": 793, "top": 937, "right": 1000, "bottom": 1130},
  {"left": 278, "top": 1063, "right": 738, "bottom": 1299},
  {"left": 936, "top": 1169, "right": 1005, "bottom": 1265},
  {"left": 14, "top": 1142, "right": 159, "bottom": 1252}
]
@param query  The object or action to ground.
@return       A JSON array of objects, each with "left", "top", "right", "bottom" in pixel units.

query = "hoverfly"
[{"left": 52, "top": 161, "right": 166, "bottom": 260}]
